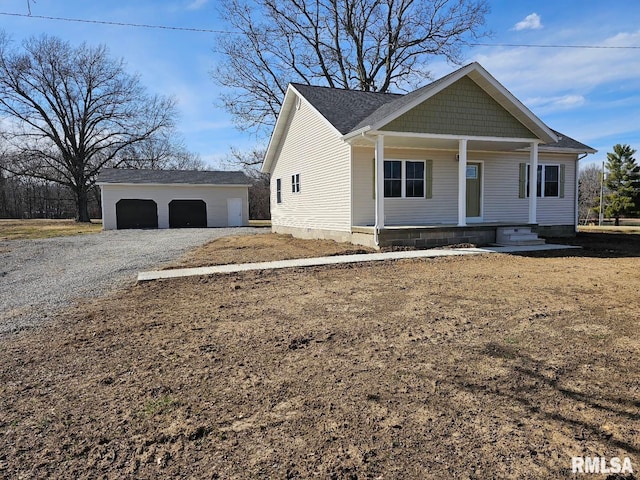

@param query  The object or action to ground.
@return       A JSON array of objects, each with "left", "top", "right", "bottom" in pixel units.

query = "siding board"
[
  {"left": 352, "top": 147, "right": 577, "bottom": 226},
  {"left": 270, "top": 97, "right": 352, "bottom": 231}
]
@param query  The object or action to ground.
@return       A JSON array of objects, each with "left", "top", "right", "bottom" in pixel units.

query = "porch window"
[
  {"left": 291, "top": 173, "right": 300, "bottom": 193},
  {"left": 276, "top": 178, "right": 282, "bottom": 204},
  {"left": 384, "top": 161, "right": 402, "bottom": 197},
  {"left": 526, "top": 164, "right": 560, "bottom": 198},
  {"left": 406, "top": 161, "right": 425, "bottom": 197},
  {"left": 543, "top": 165, "right": 559, "bottom": 197},
  {"left": 384, "top": 160, "right": 426, "bottom": 198}
]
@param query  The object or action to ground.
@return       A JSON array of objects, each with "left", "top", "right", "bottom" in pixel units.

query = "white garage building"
[{"left": 97, "top": 168, "right": 251, "bottom": 230}]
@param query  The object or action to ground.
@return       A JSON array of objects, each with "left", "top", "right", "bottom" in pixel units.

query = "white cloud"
[
  {"left": 186, "top": 0, "right": 208, "bottom": 10},
  {"left": 513, "top": 13, "right": 543, "bottom": 31},
  {"left": 468, "top": 28, "right": 640, "bottom": 153},
  {"left": 525, "top": 95, "right": 586, "bottom": 114},
  {"left": 473, "top": 30, "right": 640, "bottom": 97}
]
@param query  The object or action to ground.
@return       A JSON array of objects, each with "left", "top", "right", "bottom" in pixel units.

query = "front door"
[{"left": 466, "top": 163, "right": 482, "bottom": 220}]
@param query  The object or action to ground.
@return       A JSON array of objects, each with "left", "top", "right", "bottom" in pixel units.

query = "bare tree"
[
  {"left": 578, "top": 163, "right": 602, "bottom": 225},
  {"left": 0, "top": 33, "right": 177, "bottom": 222},
  {"left": 224, "top": 147, "right": 270, "bottom": 219},
  {"left": 119, "top": 131, "right": 206, "bottom": 171},
  {"left": 215, "top": 0, "right": 489, "bottom": 134}
]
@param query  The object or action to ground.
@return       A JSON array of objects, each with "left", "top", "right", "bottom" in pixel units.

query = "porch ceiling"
[{"left": 350, "top": 135, "right": 532, "bottom": 152}]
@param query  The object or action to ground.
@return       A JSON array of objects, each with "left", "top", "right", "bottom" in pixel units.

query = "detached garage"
[{"left": 97, "top": 168, "right": 250, "bottom": 230}]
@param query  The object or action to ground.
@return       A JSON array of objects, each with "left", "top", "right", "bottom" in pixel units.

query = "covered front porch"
[
  {"left": 374, "top": 134, "right": 541, "bottom": 226},
  {"left": 348, "top": 132, "right": 550, "bottom": 248}
]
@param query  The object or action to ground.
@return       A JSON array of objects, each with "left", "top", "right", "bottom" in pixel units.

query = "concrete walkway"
[{"left": 137, "top": 243, "right": 579, "bottom": 282}]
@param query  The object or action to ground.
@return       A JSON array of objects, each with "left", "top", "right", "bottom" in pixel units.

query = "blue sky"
[{"left": 0, "top": 0, "right": 639, "bottom": 169}]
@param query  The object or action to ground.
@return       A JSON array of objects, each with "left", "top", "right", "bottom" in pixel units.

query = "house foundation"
[{"left": 351, "top": 224, "right": 576, "bottom": 249}]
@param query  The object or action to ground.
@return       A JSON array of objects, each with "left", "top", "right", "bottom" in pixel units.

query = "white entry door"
[{"left": 227, "top": 198, "right": 243, "bottom": 227}]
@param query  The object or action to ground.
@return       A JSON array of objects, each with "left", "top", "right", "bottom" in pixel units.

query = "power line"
[
  {"left": 469, "top": 42, "right": 640, "bottom": 50},
  {"left": 1, "top": 11, "right": 640, "bottom": 50},
  {"left": 0, "top": 11, "right": 232, "bottom": 34}
]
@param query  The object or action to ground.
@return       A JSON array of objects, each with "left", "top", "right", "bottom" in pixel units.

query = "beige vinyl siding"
[
  {"left": 270, "top": 96, "right": 351, "bottom": 231},
  {"left": 351, "top": 147, "right": 457, "bottom": 226},
  {"left": 536, "top": 154, "right": 577, "bottom": 225},
  {"left": 479, "top": 152, "right": 576, "bottom": 225},
  {"left": 352, "top": 148, "right": 577, "bottom": 226}
]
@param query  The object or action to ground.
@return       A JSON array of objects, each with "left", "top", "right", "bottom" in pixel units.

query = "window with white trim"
[
  {"left": 383, "top": 160, "right": 426, "bottom": 198},
  {"left": 526, "top": 164, "right": 560, "bottom": 198},
  {"left": 384, "top": 161, "right": 402, "bottom": 197},
  {"left": 291, "top": 173, "right": 300, "bottom": 193},
  {"left": 276, "top": 178, "right": 282, "bottom": 204}
]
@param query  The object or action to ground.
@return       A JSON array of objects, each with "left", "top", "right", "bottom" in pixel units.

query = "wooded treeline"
[{"left": 0, "top": 171, "right": 100, "bottom": 219}]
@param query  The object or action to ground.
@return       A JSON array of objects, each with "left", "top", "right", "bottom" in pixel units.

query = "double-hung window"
[
  {"left": 291, "top": 173, "right": 300, "bottom": 193},
  {"left": 276, "top": 178, "right": 282, "bottom": 204},
  {"left": 384, "top": 161, "right": 402, "bottom": 197},
  {"left": 383, "top": 160, "right": 426, "bottom": 198},
  {"left": 526, "top": 164, "right": 560, "bottom": 198},
  {"left": 405, "top": 161, "right": 425, "bottom": 197}
]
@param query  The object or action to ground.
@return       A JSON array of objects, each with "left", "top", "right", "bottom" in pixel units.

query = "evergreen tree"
[{"left": 604, "top": 144, "right": 640, "bottom": 225}]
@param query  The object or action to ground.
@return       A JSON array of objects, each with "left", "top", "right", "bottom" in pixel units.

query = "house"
[
  {"left": 262, "top": 62, "right": 596, "bottom": 249},
  {"left": 97, "top": 168, "right": 250, "bottom": 230}
]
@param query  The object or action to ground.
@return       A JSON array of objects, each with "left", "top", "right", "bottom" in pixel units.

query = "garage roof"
[{"left": 97, "top": 168, "right": 251, "bottom": 186}]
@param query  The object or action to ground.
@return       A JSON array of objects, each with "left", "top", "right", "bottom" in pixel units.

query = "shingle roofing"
[
  {"left": 544, "top": 129, "right": 595, "bottom": 152},
  {"left": 291, "top": 83, "right": 400, "bottom": 135},
  {"left": 292, "top": 68, "right": 595, "bottom": 152},
  {"left": 97, "top": 168, "right": 250, "bottom": 185}
]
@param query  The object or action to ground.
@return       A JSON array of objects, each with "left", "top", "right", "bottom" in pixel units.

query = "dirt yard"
[
  {"left": 165, "top": 233, "right": 374, "bottom": 269},
  {"left": 1, "top": 232, "right": 638, "bottom": 479}
]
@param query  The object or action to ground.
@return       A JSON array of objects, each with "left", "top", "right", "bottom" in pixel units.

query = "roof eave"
[
  {"left": 538, "top": 146, "right": 598, "bottom": 155},
  {"left": 262, "top": 86, "right": 299, "bottom": 174},
  {"left": 97, "top": 182, "right": 251, "bottom": 187},
  {"left": 342, "top": 125, "right": 372, "bottom": 142},
  {"left": 263, "top": 84, "right": 346, "bottom": 173}
]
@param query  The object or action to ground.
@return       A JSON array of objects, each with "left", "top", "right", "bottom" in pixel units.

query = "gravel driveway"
[{"left": 0, "top": 227, "right": 262, "bottom": 335}]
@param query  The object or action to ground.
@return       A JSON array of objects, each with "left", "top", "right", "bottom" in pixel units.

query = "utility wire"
[
  {"left": 0, "top": 11, "right": 231, "bottom": 34},
  {"left": 469, "top": 42, "right": 640, "bottom": 49},
  {"left": 2, "top": 11, "right": 640, "bottom": 50}
]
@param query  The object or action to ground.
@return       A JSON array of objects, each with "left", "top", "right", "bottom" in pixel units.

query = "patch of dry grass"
[
  {"left": 578, "top": 225, "right": 640, "bottom": 234},
  {"left": 0, "top": 219, "right": 102, "bottom": 241}
]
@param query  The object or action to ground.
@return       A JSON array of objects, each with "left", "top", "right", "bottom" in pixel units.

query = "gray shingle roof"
[
  {"left": 292, "top": 69, "right": 595, "bottom": 152},
  {"left": 97, "top": 168, "right": 250, "bottom": 185},
  {"left": 351, "top": 68, "right": 464, "bottom": 132},
  {"left": 291, "top": 83, "right": 400, "bottom": 135},
  {"left": 542, "top": 129, "right": 596, "bottom": 152}
]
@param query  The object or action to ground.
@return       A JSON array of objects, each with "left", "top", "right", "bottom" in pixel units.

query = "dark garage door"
[
  {"left": 116, "top": 199, "right": 158, "bottom": 229},
  {"left": 169, "top": 200, "right": 207, "bottom": 228}
]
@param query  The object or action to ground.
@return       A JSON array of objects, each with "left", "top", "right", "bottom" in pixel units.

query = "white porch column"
[
  {"left": 458, "top": 139, "right": 468, "bottom": 226},
  {"left": 528, "top": 141, "right": 538, "bottom": 224},
  {"left": 374, "top": 134, "right": 385, "bottom": 232}
]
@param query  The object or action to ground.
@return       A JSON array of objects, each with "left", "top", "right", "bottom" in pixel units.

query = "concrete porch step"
[
  {"left": 508, "top": 233, "right": 540, "bottom": 241},
  {"left": 496, "top": 238, "right": 546, "bottom": 246},
  {"left": 495, "top": 226, "right": 545, "bottom": 246},
  {"left": 498, "top": 227, "right": 533, "bottom": 235}
]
